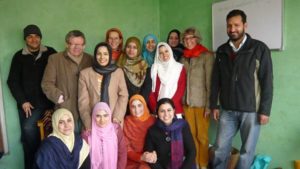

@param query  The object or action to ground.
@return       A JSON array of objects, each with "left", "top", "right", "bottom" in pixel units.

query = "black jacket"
[
  {"left": 7, "top": 45, "right": 57, "bottom": 109},
  {"left": 210, "top": 35, "right": 273, "bottom": 115},
  {"left": 144, "top": 120, "right": 196, "bottom": 169}
]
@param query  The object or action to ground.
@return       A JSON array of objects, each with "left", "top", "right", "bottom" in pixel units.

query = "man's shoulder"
[{"left": 44, "top": 46, "right": 57, "bottom": 54}]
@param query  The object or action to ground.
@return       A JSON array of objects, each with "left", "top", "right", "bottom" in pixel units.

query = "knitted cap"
[{"left": 23, "top": 24, "right": 42, "bottom": 39}]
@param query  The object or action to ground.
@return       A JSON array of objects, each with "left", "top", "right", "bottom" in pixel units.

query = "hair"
[
  {"left": 155, "top": 98, "right": 175, "bottom": 114},
  {"left": 182, "top": 27, "right": 202, "bottom": 43},
  {"left": 94, "top": 42, "right": 112, "bottom": 58},
  {"left": 65, "top": 30, "right": 86, "bottom": 44},
  {"left": 226, "top": 9, "right": 247, "bottom": 23},
  {"left": 166, "top": 29, "right": 181, "bottom": 43}
]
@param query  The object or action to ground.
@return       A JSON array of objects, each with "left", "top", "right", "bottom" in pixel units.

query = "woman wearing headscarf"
[
  {"left": 78, "top": 42, "right": 128, "bottom": 132},
  {"left": 117, "top": 37, "right": 151, "bottom": 103},
  {"left": 105, "top": 28, "right": 123, "bottom": 63},
  {"left": 148, "top": 42, "right": 186, "bottom": 117},
  {"left": 34, "top": 108, "right": 90, "bottom": 169},
  {"left": 144, "top": 98, "right": 196, "bottom": 169},
  {"left": 181, "top": 27, "right": 214, "bottom": 169},
  {"left": 124, "top": 94, "right": 156, "bottom": 169},
  {"left": 89, "top": 102, "right": 127, "bottom": 169},
  {"left": 166, "top": 29, "right": 184, "bottom": 62},
  {"left": 142, "top": 34, "right": 158, "bottom": 67}
]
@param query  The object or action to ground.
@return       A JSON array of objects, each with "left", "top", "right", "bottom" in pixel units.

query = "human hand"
[
  {"left": 204, "top": 108, "right": 211, "bottom": 118},
  {"left": 141, "top": 151, "right": 157, "bottom": 163},
  {"left": 259, "top": 114, "right": 269, "bottom": 125},
  {"left": 113, "top": 118, "right": 121, "bottom": 124},
  {"left": 212, "top": 109, "right": 220, "bottom": 121},
  {"left": 57, "top": 95, "right": 64, "bottom": 104},
  {"left": 22, "top": 102, "right": 34, "bottom": 118}
]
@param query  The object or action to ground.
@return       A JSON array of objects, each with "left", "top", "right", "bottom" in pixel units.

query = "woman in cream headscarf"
[{"left": 34, "top": 108, "right": 90, "bottom": 169}]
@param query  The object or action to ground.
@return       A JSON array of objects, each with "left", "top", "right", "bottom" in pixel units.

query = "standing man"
[
  {"left": 41, "top": 30, "right": 92, "bottom": 132},
  {"left": 210, "top": 9, "right": 273, "bottom": 169},
  {"left": 7, "top": 24, "right": 57, "bottom": 169}
]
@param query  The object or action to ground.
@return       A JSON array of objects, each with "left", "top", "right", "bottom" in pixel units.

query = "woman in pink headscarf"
[{"left": 88, "top": 102, "right": 127, "bottom": 169}]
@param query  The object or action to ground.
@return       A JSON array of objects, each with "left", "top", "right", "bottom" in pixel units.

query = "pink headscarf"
[{"left": 89, "top": 102, "right": 118, "bottom": 169}]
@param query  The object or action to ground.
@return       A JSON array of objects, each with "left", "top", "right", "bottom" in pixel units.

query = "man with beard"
[
  {"left": 7, "top": 24, "right": 57, "bottom": 169},
  {"left": 210, "top": 9, "right": 273, "bottom": 169}
]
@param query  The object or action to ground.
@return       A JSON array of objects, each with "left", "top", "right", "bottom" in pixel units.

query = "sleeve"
[
  {"left": 204, "top": 52, "right": 215, "bottom": 111},
  {"left": 78, "top": 70, "right": 92, "bottom": 130},
  {"left": 7, "top": 53, "right": 27, "bottom": 106},
  {"left": 41, "top": 54, "right": 63, "bottom": 104},
  {"left": 210, "top": 52, "right": 220, "bottom": 110},
  {"left": 117, "top": 125, "right": 128, "bottom": 169},
  {"left": 140, "top": 68, "right": 152, "bottom": 103},
  {"left": 171, "top": 67, "right": 186, "bottom": 113},
  {"left": 180, "top": 123, "right": 196, "bottom": 169},
  {"left": 148, "top": 76, "right": 159, "bottom": 114},
  {"left": 144, "top": 128, "right": 164, "bottom": 169},
  {"left": 257, "top": 44, "right": 273, "bottom": 116},
  {"left": 112, "top": 69, "right": 129, "bottom": 122}
]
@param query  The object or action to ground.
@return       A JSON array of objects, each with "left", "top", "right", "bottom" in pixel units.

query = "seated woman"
[
  {"left": 148, "top": 42, "right": 186, "bottom": 117},
  {"left": 124, "top": 94, "right": 156, "bottom": 169},
  {"left": 117, "top": 37, "right": 151, "bottom": 103},
  {"left": 34, "top": 108, "right": 90, "bottom": 169},
  {"left": 78, "top": 42, "right": 128, "bottom": 131},
  {"left": 142, "top": 34, "right": 158, "bottom": 68},
  {"left": 144, "top": 98, "right": 196, "bottom": 169},
  {"left": 88, "top": 102, "right": 127, "bottom": 169}
]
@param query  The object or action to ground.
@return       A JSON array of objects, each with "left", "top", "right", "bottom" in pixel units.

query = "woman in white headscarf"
[
  {"left": 34, "top": 108, "right": 90, "bottom": 169},
  {"left": 148, "top": 42, "right": 186, "bottom": 117}
]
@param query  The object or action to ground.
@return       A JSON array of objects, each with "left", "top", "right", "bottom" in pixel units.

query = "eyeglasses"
[
  {"left": 183, "top": 36, "right": 196, "bottom": 41},
  {"left": 68, "top": 43, "right": 84, "bottom": 48}
]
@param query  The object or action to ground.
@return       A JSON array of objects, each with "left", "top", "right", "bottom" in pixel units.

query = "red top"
[{"left": 148, "top": 68, "right": 186, "bottom": 114}]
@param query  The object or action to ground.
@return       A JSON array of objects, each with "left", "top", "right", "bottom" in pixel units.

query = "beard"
[{"left": 228, "top": 29, "right": 245, "bottom": 42}]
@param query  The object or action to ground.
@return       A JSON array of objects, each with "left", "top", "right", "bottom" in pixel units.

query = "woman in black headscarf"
[
  {"left": 78, "top": 42, "right": 128, "bottom": 133},
  {"left": 166, "top": 29, "right": 185, "bottom": 62}
]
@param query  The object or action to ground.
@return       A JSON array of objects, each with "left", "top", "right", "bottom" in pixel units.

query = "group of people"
[{"left": 7, "top": 9, "right": 273, "bottom": 169}]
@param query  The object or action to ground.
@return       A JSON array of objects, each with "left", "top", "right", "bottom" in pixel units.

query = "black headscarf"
[
  {"left": 92, "top": 42, "right": 117, "bottom": 105},
  {"left": 167, "top": 29, "right": 184, "bottom": 61}
]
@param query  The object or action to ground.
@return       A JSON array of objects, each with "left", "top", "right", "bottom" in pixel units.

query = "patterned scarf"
[{"left": 156, "top": 118, "right": 186, "bottom": 169}]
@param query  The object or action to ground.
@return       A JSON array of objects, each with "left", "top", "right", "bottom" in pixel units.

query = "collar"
[{"left": 229, "top": 34, "right": 247, "bottom": 52}]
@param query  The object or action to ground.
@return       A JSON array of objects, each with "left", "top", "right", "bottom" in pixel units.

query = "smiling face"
[
  {"left": 146, "top": 38, "right": 156, "bottom": 52},
  {"left": 95, "top": 110, "right": 110, "bottom": 128},
  {"left": 168, "top": 32, "right": 180, "bottom": 48},
  {"left": 58, "top": 114, "right": 74, "bottom": 136},
  {"left": 126, "top": 42, "right": 138, "bottom": 59},
  {"left": 227, "top": 15, "right": 247, "bottom": 42},
  {"left": 108, "top": 31, "right": 122, "bottom": 51},
  {"left": 66, "top": 36, "right": 85, "bottom": 57},
  {"left": 183, "top": 34, "right": 198, "bottom": 50},
  {"left": 96, "top": 46, "right": 110, "bottom": 66},
  {"left": 157, "top": 103, "right": 175, "bottom": 126},
  {"left": 158, "top": 45, "right": 170, "bottom": 62},
  {"left": 130, "top": 99, "right": 144, "bottom": 117},
  {"left": 25, "top": 34, "right": 41, "bottom": 52}
]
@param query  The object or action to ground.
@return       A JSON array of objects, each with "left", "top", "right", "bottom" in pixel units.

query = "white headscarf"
[{"left": 151, "top": 42, "right": 183, "bottom": 100}]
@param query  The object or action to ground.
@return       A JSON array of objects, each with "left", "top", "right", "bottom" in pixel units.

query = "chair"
[{"left": 37, "top": 110, "right": 53, "bottom": 140}]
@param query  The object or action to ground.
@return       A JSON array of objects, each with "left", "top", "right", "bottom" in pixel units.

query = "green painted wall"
[
  {"left": 1, "top": 0, "right": 299, "bottom": 169},
  {"left": 160, "top": 0, "right": 300, "bottom": 169}
]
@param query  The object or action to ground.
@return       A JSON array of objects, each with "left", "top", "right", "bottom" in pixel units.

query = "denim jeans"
[
  {"left": 212, "top": 110, "right": 260, "bottom": 169},
  {"left": 18, "top": 107, "right": 45, "bottom": 169}
]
